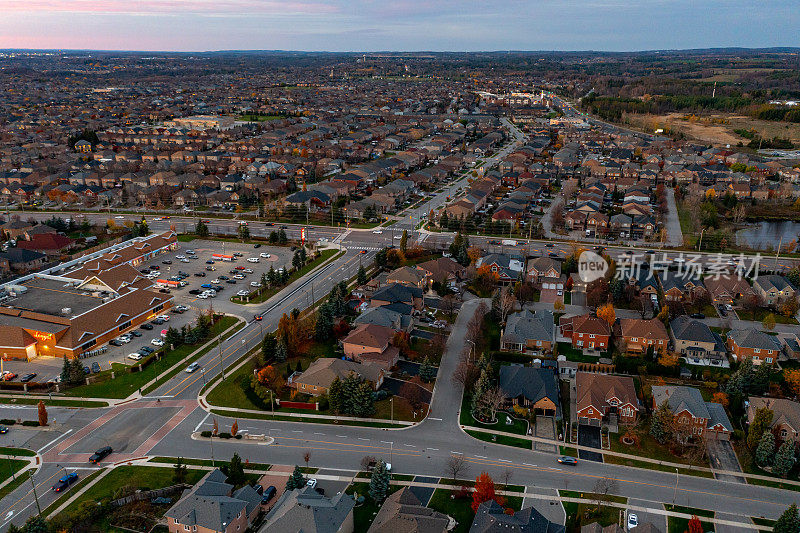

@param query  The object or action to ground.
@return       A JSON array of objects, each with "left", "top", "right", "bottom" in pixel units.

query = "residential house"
[
  {"left": 753, "top": 275, "right": 796, "bottom": 307},
  {"left": 290, "top": 358, "right": 385, "bottom": 396},
  {"left": 370, "top": 283, "right": 423, "bottom": 310},
  {"left": 341, "top": 323, "right": 400, "bottom": 370},
  {"left": 260, "top": 485, "right": 355, "bottom": 533},
  {"left": 704, "top": 274, "right": 755, "bottom": 305},
  {"left": 165, "top": 469, "right": 262, "bottom": 533},
  {"left": 415, "top": 257, "right": 465, "bottom": 289},
  {"left": 367, "top": 487, "right": 450, "bottom": 533},
  {"left": 616, "top": 318, "right": 669, "bottom": 354},
  {"left": 651, "top": 385, "right": 733, "bottom": 440},
  {"left": 659, "top": 271, "right": 706, "bottom": 302},
  {"left": 559, "top": 314, "right": 612, "bottom": 355},
  {"left": 476, "top": 253, "right": 524, "bottom": 284},
  {"left": 727, "top": 328, "right": 781, "bottom": 365},
  {"left": 576, "top": 372, "right": 639, "bottom": 427},
  {"left": 500, "top": 309, "right": 555, "bottom": 354},
  {"left": 499, "top": 365, "right": 560, "bottom": 417},
  {"left": 669, "top": 315, "right": 727, "bottom": 367},
  {"left": 386, "top": 266, "right": 425, "bottom": 288},
  {"left": 16, "top": 233, "right": 75, "bottom": 256},
  {"left": 0, "top": 248, "right": 47, "bottom": 272},
  {"left": 470, "top": 500, "right": 565, "bottom": 533},
  {"left": 747, "top": 397, "right": 800, "bottom": 445},
  {"left": 527, "top": 256, "right": 562, "bottom": 286}
]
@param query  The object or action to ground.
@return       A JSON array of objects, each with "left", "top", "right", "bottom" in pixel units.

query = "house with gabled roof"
[
  {"left": 559, "top": 314, "right": 612, "bottom": 355},
  {"left": 501, "top": 309, "right": 555, "bottom": 354},
  {"left": 669, "top": 315, "right": 727, "bottom": 367},
  {"left": 727, "top": 328, "right": 781, "bottom": 365},
  {"left": 499, "top": 365, "right": 560, "bottom": 417},
  {"left": 747, "top": 397, "right": 800, "bottom": 445},
  {"left": 576, "top": 372, "right": 639, "bottom": 427},
  {"left": 651, "top": 385, "right": 733, "bottom": 440},
  {"left": 753, "top": 275, "right": 796, "bottom": 306}
]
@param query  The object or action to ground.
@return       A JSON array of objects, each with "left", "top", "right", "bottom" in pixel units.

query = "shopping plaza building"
[{"left": 0, "top": 231, "right": 177, "bottom": 361}]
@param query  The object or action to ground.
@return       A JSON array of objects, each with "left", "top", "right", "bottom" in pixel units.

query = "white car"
[
  {"left": 627, "top": 513, "right": 638, "bottom": 530},
  {"left": 233, "top": 274, "right": 245, "bottom": 280},
  {"left": 393, "top": 235, "right": 402, "bottom": 240},
  {"left": 203, "top": 291, "right": 217, "bottom": 298},
  {"left": 243, "top": 268, "right": 253, "bottom": 274},
  {"left": 250, "top": 281, "right": 260, "bottom": 287},
  {"left": 259, "top": 252, "right": 271, "bottom": 258},
  {"left": 115, "top": 216, "right": 124, "bottom": 220},
  {"left": 237, "top": 290, "right": 250, "bottom": 297},
  {"left": 185, "top": 362, "right": 201, "bottom": 373},
  {"left": 247, "top": 257, "right": 259, "bottom": 263},
  {"left": 306, "top": 479, "right": 317, "bottom": 489},
  {"left": 151, "top": 338, "right": 165, "bottom": 346},
  {"left": 157, "top": 314, "right": 170, "bottom": 321},
  {"left": 372, "top": 230, "right": 383, "bottom": 234},
  {"left": 211, "top": 278, "right": 221, "bottom": 284},
  {"left": 180, "top": 258, "right": 190, "bottom": 263},
  {"left": 197, "top": 293, "right": 209, "bottom": 299},
  {"left": 175, "top": 255, "right": 186, "bottom": 259},
  {"left": 127, "top": 353, "right": 143, "bottom": 361},
  {"left": 117, "top": 336, "right": 131, "bottom": 344}
]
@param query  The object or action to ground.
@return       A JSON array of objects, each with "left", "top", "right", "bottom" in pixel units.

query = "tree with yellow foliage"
[
  {"left": 785, "top": 369, "right": 800, "bottom": 398},
  {"left": 597, "top": 303, "right": 615, "bottom": 327}
]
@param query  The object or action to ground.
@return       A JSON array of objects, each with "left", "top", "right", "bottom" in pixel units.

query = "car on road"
[
  {"left": 261, "top": 485, "right": 277, "bottom": 504},
  {"left": 140, "top": 323, "right": 154, "bottom": 330},
  {"left": 20, "top": 373, "right": 37, "bottom": 383},
  {"left": 548, "top": 253, "right": 559, "bottom": 258},
  {"left": 114, "top": 215, "right": 124, "bottom": 219},
  {"left": 128, "top": 353, "right": 143, "bottom": 360},
  {"left": 372, "top": 229, "right": 383, "bottom": 234},
  {"left": 254, "top": 314, "right": 263, "bottom": 321},
  {"left": 89, "top": 446, "right": 113, "bottom": 464},
  {"left": 185, "top": 362, "right": 201, "bottom": 373},
  {"left": 151, "top": 338, "right": 165, "bottom": 346},
  {"left": 52, "top": 472, "right": 79, "bottom": 492},
  {"left": 557, "top": 456, "right": 578, "bottom": 465},
  {"left": 627, "top": 513, "right": 638, "bottom": 530},
  {"left": 359, "top": 250, "right": 366, "bottom": 254},
  {"left": 150, "top": 265, "right": 160, "bottom": 270},
  {"left": 0, "top": 425, "right": 8, "bottom": 434}
]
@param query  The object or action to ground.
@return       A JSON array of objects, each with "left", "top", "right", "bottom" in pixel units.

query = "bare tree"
[
  {"left": 592, "top": 477, "right": 619, "bottom": 513},
  {"left": 452, "top": 355, "right": 479, "bottom": 389},
  {"left": 445, "top": 455, "right": 467, "bottom": 481},
  {"left": 478, "top": 386, "right": 506, "bottom": 422},
  {"left": 500, "top": 469, "right": 514, "bottom": 491},
  {"left": 361, "top": 455, "right": 377, "bottom": 471},
  {"left": 497, "top": 286, "right": 517, "bottom": 324},
  {"left": 400, "top": 382, "right": 426, "bottom": 412},
  {"left": 303, "top": 451, "right": 311, "bottom": 470},
  {"left": 441, "top": 294, "right": 458, "bottom": 321}
]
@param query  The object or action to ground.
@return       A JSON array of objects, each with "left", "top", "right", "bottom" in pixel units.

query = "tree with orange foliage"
[
  {"left": 257, "top": 365, "right": 283, "bottom": 392},
  {"left": 785, "top": 369, "right": 800, "bottom": 398},
  {"left": 711, "top": 391, "right": 730, "bottom": 408},
  {"left": 686, "top": 515, "right": 703, "bottom": 533},
  {"left": 231, "top": 420, "right": 238, "bottom": 437},
  {"left": 277, "top": 313, "right": 300, "bottom": 355},
  {"left": 472, "top": 472, "right": 505, "bottom": 512},
  {"left": 467, "top": 247, "right": 482, "bottom": 265},
  {"left": 38, "top": 400, "right": 48, "bottom": 427},
  {"left": 597, "top": 303, "right": 616, "bottom": 327}
]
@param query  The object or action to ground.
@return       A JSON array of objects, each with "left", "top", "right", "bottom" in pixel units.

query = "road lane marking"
[
  {"left": 37, "top": 429, "right": 73, "bottom": 454},
  {"left": 193, "top": 412, "right": 210, "bottom": 433},
  {"left": 429, "top": 448, "right": 438, "bottom": 451}
]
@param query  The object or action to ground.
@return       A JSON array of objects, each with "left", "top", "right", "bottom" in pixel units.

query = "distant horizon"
[{"left": 0, "top": 1, "right": 796, "bottom": 52}]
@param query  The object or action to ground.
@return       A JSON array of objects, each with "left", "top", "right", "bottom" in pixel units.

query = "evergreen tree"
[
  {"left": 357, "top": 265, "right": 367, "bottom": 285},
  {"left": 60, "top": 356, "right": 71, "bottom": 384},
  {"left": 328, "top": 377, "right": 343, "bottom": 414},
  {"left": 747, "top": 407, "right": 774, "bottom": 452},
  {"left": 20, "top": 516, "right": 48, "bottom": 533},
  {"left": 285, "top": 465, "right": 306, "bottom": 491},
  {"left": 278, "top": 229, "right": 288, "bottom": 244},
  {"left": 755, "top": 431, "right": 776, "bottom": 467},
  {"left": 773, "top": 440, "right": 796, "bottom": 478},
  {"left": 773, "top": 503, "right": 800, "bottom": 533},
  {"left": 195, "top": 219, "right": 209, "bottom": 238},
  {"left": 69, "top": 358, "right": 85, "bottom": 385},
  {"left": 650, "top": 400, "right": 673, "bottom": 444},
  {"left": 300, "top": 247, "right": 307, "bottom": 264},
  {"left": 400, "top": 230, "right": 408, "bottom": 252},
  {"left": 223, "top": 453, "right": 246, "bottom": 488},
  {"left": 375, "top": 248, "right": 388, "bottom": 268},
  {"left": 237, "top": 224, "right": 250, "bottom": 240},
  {"left": 354, "top": 380, "right": 375, "bottom": 417},
  {"left": 419, "top": 357, "right": 437, "bottom": 382},
  {"left": 315, "top": 302, "right": 334, "bottom": 340},
  {"left": 341, "top": 374, "right": 360, "bottom": 415},
  {"left": 260, "top": 272, "right": 268, "bottom": 289},
  {"left": 471, "top": 368, "right": 491, "bottom": 420},
  {"left": 268, "top": 265, "right": 277, "bottom": 286},
  {"left": 280, "top": 268, "right": 290, "bottom": 284},
  {"left": 173, "top": 458, "right": 188, "bottom": 484},
  {"left": 275, "top": 340, "right": 288, "bottom": 363},
  {"left": 292, "top": 250, "right": 301, "bottom": 270},
  {"left": 268, "top": 230, "right": 278, "bottom": 244},
  {"left": 261, "top": 333, "right": 277, "bottom": 365},
  {"left": 368, "top": 461, "right": 390, "bottom": 502},
  {"left": 440, "top": 211, "right": 449, "bottom": 229}
]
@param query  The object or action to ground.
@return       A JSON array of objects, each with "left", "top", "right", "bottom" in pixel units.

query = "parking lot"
[{"left": 0, "top": 239, "right": 294, "bottom": 384}]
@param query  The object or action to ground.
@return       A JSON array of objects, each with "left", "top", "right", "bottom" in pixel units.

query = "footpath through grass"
[
  {"left": 66, "top": 316, "right": 241, "bottom": 399},
  {"left": 231, "top": 249, "right": 339, "bottom": 304}
]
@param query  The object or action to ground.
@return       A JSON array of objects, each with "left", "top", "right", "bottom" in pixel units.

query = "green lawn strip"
[
  {"left": 607, "top": 431, "right": 708, "bottom": 469},
  {"left": 0, "top": 459, "right": 28, "bottom": 485},
  {"left": 746, "top": 475, "right": 800, "bottom": 491},
  {"left": 0, "top": 398, "right": 108, "bottom": 408},
  {"left": 665, "top": 505, "right": 715, "bottom": 533},
  {"left": 231, "top": 249, "right": 340, "bottom": 304},
  {"left": 58, "top": 465, "right": 207, "bottom": 514},
  {"left": 355, "top": 472, "right": 413, "bottom": 481},
  {"left": 345, "top": 482, "right": 402, "bottom": 531},
  {"left": 428, "top": 489, "right": 474, "bottom": 533},
  {"left": 0, "top": 469, "right": 32, "bottom": 500},
  {"left": 142, "top": 317, "right": 244, "bottom": 395},
  {"left": 465, "top": 429, "right": 532, "bottom": 450},
  {"left": 209, "top": 409, "right": 398, "bottom": 428},
  {"left": 66, "top": 316, "right": 240, "bottom": 399},
  {"left": 0, "top": 447, "right": 36, "bottom": 457},
  {"left": 559, "top": 446, "right": 578, "bottom": 457},
  {"left": 602, "top": 454, "right": 714, "bottom": 478},
  {"left": 458, "top": 393, "right": 529, "bottom": 435},
  {"left": 736, "top": 308, "right": 797, "bottom": 324},
  {"left": 42, "top": 469, "right": 105, "bottom": 517},
  {"left": 751, "top": 517, "right": 775, "bottom": 527},
  {"left": 559, "top": 490, "right": 627, "bottom": 505},
  {"left": 663, "top": 504, "right": 714, "bottom": 518},
  {"left": 147, "top": 457, "right": 271, "bottom": 470}
]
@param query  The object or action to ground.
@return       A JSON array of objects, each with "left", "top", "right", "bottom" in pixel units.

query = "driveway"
[
  {"left": 381, "top": 377, "right": 432, "bottom": 404},
  {"left": 534, "top": 415, "right": 557, "bottom": 453},
  {"left": 312, "top": 469, "right": 349, "bottom": 497},
  {"left": 409, "top": 476, "right": 438, "bottom": 505},
  {"left": 577, "top": 425, "right": 603, "bottom": 462},
  {"left": 706, "top": 439, "right": 746, "bottom": 483},
  {"left": 664, "top": 188, "right": 684, "bottom": 247}
]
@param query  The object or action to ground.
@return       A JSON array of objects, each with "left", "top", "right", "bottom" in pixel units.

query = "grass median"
[
  {"left": 0, "top": 397, "right": 108, "bottom": 408},
  {"left": 0, "top": 447, "right": 36, "bottom": 457},
  {"left": 65, "top": 316, "right": 241, "bottom": 399}
]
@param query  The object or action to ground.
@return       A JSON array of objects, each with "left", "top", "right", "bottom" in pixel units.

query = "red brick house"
[
  {"left": 576, "top": 372, "right": 639, "bottom": 427},
  {"left": 616, "top": 318, "right": 669, "bottom": 354},
  {"left": 559, "top": 314, "right": 612, "bottom": 354},
  {"left": 727, "top": 328, "right": 781, "bottom": 365}
]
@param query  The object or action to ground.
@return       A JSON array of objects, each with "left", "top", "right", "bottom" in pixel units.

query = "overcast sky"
[{"left": 0, "top": 0, "right": 797, "bottom": 52}]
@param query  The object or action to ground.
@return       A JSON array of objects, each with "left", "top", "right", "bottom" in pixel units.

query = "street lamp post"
[
  {"left": 672, "top": 467, "right": 679, "bottom": 503},
  {"left": 465, "top": 339, "right": 476, "bottom": 362},
  {"left": 217, "top": 334, "right": 225, "bottom": 381}
]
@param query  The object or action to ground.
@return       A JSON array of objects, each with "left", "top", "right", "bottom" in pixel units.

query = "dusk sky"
[{"left": 0, "top": 0, "right": 797, "bottom": 52}]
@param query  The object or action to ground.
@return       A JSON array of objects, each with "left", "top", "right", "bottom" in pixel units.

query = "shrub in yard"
[
  {"left": 0, "top": 419, "right": 15, "bottom": 425},
  {"left": 21, "top": 420, "right": 41, "bottom": 427},
  {"left": 234, "top": 434, "right": 242, "bottom": 439}
]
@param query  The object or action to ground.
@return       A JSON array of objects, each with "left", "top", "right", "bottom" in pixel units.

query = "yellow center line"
[
  {"left": 0, "top": 469, "right": 62, "bottom": 518},
  {"left": 270, "top": 442, "right": 422, "bottom": 457},
  {"left": 277, "top": 434, "right": 420, "bottom": 454}
]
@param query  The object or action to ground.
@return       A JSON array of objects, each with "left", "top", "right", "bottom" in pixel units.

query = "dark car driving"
[
  {"left": 89, "top": 446, "right": 113, "bottom": 464},
  {"left": 52, "top": 472, "right": 79, "bottom": 492}
]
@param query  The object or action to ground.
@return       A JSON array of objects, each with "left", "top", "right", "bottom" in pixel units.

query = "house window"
[
  {"left": 184, "top": 526, "right": 190, "bottom": 531},
  {"left": 577, "top": 340, "right": 583, "bottom": 347},
  {"left": 781, "top": 429, "right": 788, "bottom": 437},
  {"left": 754, "top": 348, "right": 760, "bottom": 353},
  {"left": 631, "top": 337, "right": 638, "bottom": 342},
  {"left": 536, "top": 341, "right": 542, "bottom": 346},
  {"left": 589, "top": 334, "right": 595, "bottom": 339},
  {"left": 766, "top": 357, "right": 773, "bottom": 364}
]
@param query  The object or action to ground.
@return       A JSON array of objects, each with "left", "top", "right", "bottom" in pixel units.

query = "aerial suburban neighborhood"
[{"left": 0, "top": 11, "right": 799, "bottom": 533}]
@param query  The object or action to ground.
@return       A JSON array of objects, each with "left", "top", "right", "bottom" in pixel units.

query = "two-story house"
[
  {"left": 576, "top": 372, "right": 639, "bottom": 428},
  {"left": 616, "top": 318, "right": 669, "bottom": 354},
  {"left": 652, "top": 385, "right": 733, "bottom": 440},
  {"left": 753, "top": 275, "right": 796, "bottom": 307},
  {"left": 669, "top": 315, "right": 728, "bottom": 367},
  {"left": 727, "top": 328, "right": 782, "bottom": 365},
  {"left": 747, "top": 397, "right": 800, "bottom": 445},
  {"left": 500, "top": 309, "right": 554, "bottom": 354},
  {"left": 559, "top": 314, "right": 612, "bottom": 355}
]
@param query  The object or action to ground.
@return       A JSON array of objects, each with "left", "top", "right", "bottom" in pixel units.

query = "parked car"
[
  {"left": 627, "top": 513, "right": 638, "bottom": 530},
  {"left": 194, "top": 272, "right": 206, "bottom": 277},
  {"left": 306, "top": 479, "right": 317, "bottom": 489},
  {"left": 91, "top": 362, "right": 101, "bottom": 373},
  {"left": 109, "top": 339, "right": 123, "bottom": 347},
  {"left": 689, "top": 313, "right": 705, "bottom": 319},
  {"left": 89, "top": 446, "right": 112, "bottom": 464},
  {"left": 140, "top": 323, "right": 154, "bottom": 330},
  {"left": 261, "top": 486, "right": 277, "bottom": 504},
  {"left": 260, "top": 252, "right": 271, "bottom": 258},
  {"left": 128, "top": 353, "right": 143, "bottom": 361},
  {"left": 157, "top": 314, "right": 170, "bottom": 322},
  {"left": 189, "top": 289, "right": 202, "bottom": 295},
  {"left": 20, "top": 373, "right": 37, "bottom": 383},
  {"left": 151, "top": 318, "right": 165, "bottom": 325},
  {"left": 248, "top": 257, "right": 259, "bottom": 263},
  {"left": 254, "top": 244, "right": 262, "bottom": 249},
  {"left": 52, "top": 472, "right": 79, "bottom": 492},
  {"left": 130, "top": 330, "right": 142, "bottom": 337},
  {"left": 151, "top": 338, "right": 165, "bottom": 347}
]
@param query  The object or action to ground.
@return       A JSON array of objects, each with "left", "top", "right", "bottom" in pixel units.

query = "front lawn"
[
  {"left": 562, "top": 498, "right": 624, "bottom": 532},
  {"left": 735, "top": 308, "right": 796, "bottom": 324},
  {"left": 664, "top": 504, "right": 715, "bottom": 533},
  {"left": 458, "top": 392, "right": 529, "bottom": 435},
  {"left": 66, "top": 316, "right": 242, "bottom": 399},
  {"left": 345, "top": 482, "right": 402, "bottom": 531},
  {"left": 466, "top": 429, "right": 532, "bottom": 450},
  {"left": 557, "top": 342, "right": 605, "bottom": 363},
  {"left": 607, "top": 427, "right": 709, "bottom": 468},
  {"left": 428, "top": 489, "right": 474, "bottom": 533},
  {"left": 0, "top": 459, "right": 28, "bottom": 485}
]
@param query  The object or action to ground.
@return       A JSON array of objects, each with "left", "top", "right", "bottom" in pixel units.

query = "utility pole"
[
  {"left": 775, "top": 236, "right": 783, "bottom": 272},
  {"left": 672, "top": 467, "right": 679, "bottom": 503},
  {"left": 210, "top": 433, "right": 215, "bottom": 467},
  {"left": 217, "top": 334, "right": 225, "bottom": 380},
  {"left": 390, "top": 397, "right": 394, "bottom": 424},
  {"left": 30, "top": 474, "right": 41, "bottom": 517}
]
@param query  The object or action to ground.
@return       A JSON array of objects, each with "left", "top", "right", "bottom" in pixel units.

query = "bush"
[
  {"left": 0, "top": 419, "right": 15, "bottom": 425},
  {"left": 201, "top": 430, "right": 212, "bottom": 438},
  {"left": 235, "top": 434, "right": 242, "bottom": 439},
  {"left": 21, "top": 420, "right": 40, "bottom": 426},
  {"left": 218, "top": 432, "right": 232, "bottom": 439}
]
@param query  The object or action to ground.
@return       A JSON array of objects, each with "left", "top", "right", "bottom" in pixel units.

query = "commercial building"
[{"left": 0, "top": 232, "right": 176, "bottom": 361}]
